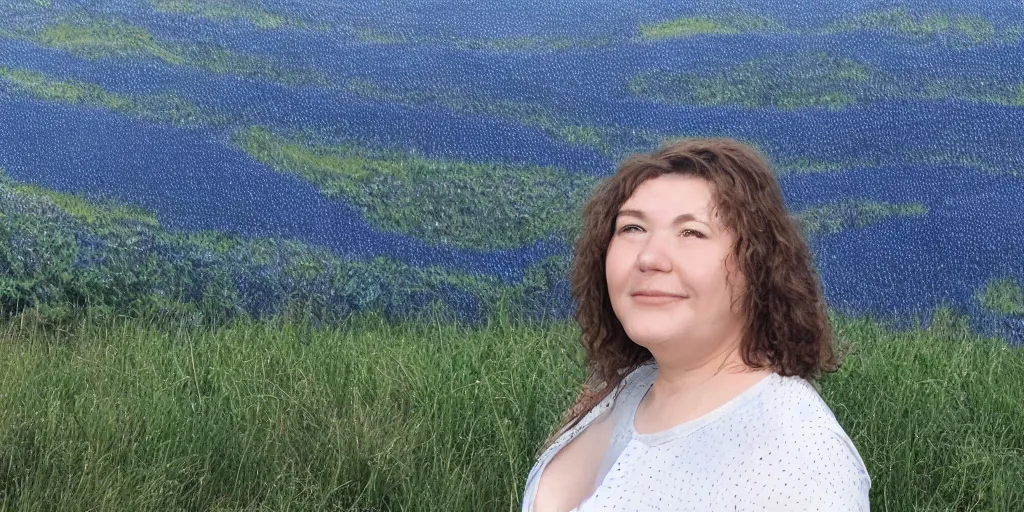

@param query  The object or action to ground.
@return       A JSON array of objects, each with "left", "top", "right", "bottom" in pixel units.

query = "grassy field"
[
  {"left": 22, "top": 18, "right": 328, "bottom": 86},
  {"left": 0, "top": 67, "right": 225, "bottom": 127},
  {"left": 0, "top": 307, "right": 1021, "bottom": 511},
  {"left": 234, "top": 126, "right": 595, "bottom": 249}
]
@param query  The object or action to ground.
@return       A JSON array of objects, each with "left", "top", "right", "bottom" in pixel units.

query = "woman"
[{"left": 521, "top": 138, "right": 871, "bottom": 511}]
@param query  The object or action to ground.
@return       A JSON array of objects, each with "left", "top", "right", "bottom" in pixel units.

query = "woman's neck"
[{"left": 645, "top": 338, "right": 768, "bottom": 410}]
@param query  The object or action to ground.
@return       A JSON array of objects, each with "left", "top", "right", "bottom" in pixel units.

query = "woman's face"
[{"left": 605, "top": 174, "right": 746, "bottom": 355}]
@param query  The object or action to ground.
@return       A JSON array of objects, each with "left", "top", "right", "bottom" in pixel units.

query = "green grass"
[
  {"left": 628, "top": 51, "right": 1024, "bottom": 111},
  {"left": 796, "top": 200, "right": 928, "bottom": 236},
  {"left": 923, "top": 79, "right": 1024, "bottom": 107},
  {"left": 635, "top": 9, "right": 1019, "bottom": 47},
  {"left": 0, "top": 306, "right": 1020, "bottom": 510},
  {"left": 0, "top": 167, "right": 572, "bottom": 328},
  {"left": 26, "top": 18, "right": 327, "bottom": 86},
  {"left": 638, "top": 14, "right": 783, "bottom": 40},
  {"left": 0, "top": 67, "right": 227, "bottom": 126},
  {"left": 627, "top": 52, "right": 873, "bottom": 110},
  {"left": 234, "top": 125, "right": 597, "bottom": 249},
  {"left": 7, "top": 180, "right": 162, "bottom": 230},
  {"left": 979, "top": 278, "right": 1024, "bottom": 315},
  {"left": 905, "top": 151, "right": 1024, "bottom": 177},
  {"left": 151, "top": 0, "right": 302, "bottom": 30},
  {"left": 37, "top": 19, "right": 187, "bottom": 64},
  {"left": 823, "top": 7, "right": 1017, "bottom": 46}
]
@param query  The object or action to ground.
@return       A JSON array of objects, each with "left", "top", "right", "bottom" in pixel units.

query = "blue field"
[{"left": 1, "top": 0, "right": 1022, "bottom": 342}]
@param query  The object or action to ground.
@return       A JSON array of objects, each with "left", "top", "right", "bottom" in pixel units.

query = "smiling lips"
[{"left": 631, "top": 290, "right": 687, "bottom": 305}]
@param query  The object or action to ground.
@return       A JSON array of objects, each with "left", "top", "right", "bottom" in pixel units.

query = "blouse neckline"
[{"left": 625, "top": 370, "right": 781, "bottom": 446}]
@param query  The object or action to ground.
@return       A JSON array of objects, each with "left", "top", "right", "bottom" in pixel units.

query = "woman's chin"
[{"left": 623, "top": 325, "right": 683, "bottom": 348}]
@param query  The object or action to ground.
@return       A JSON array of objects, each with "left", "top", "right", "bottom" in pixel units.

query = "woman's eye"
[{"left": 617, "top": 226, "right": 704, "bottom": 237}]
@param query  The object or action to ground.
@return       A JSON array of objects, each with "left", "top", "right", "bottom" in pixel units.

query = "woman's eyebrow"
[{"left": 616, "top": 209, "right": 711, "bottom": 228}]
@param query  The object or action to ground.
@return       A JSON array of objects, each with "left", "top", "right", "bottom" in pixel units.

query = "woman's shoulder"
[
  {"left": 728, "top": 374, "right": 872, "bottom": 509},
  {"left": 748, "top": 375, "right": 861, "bottom": 451},
  {"left": 664, "top": 374, "right": 872, "bottom": 510},
  {"left": 727, "top": 425, "right": 871, "bottom": 511},
  {"left": 756, "top": 374, "right": 854, "bottom": 435}
]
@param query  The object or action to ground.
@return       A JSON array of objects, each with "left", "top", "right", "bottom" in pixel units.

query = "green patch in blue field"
[
  {"left": 627, "top": 52, "right": 872, "bottom": 110},
  {"left": 795, "top": 199, "right": 928, "bottom": 236},
  {"left": 823, "top": 7, "right": 1021, "bottom": 46},
  {"left": 905, "top": 151, "right": 1024, "bottom": 177},
  {"left": 7, "top": 178, "right": 162, "bottom": 230},
  {"left": 638, "top": 13, "right": 784, "bottom": 40},
  {"left": 0, "top": 66, "right": 229, "bottom": 126},
  {"left": 10, "top": 17, "right": 329, "bottom": 86},
  {"left": 351, "top": 28, "right": 613, "bottom": 52},
  {"left": 150, "top": 0, "right": 310, "bottom": 30},
  {"left": 0, "top": 167, "right": 571, "bottom": 326},
  {"left": 637, "top": 8, "right": 1018, "bottom": 47},
  {"left": 233, "top": 126, "right": 597, "bottom": 249},
  {"left": 920, "top": 79, "right": 1024, "bottom": 107},
  {"left": 628, "top": 51, "right": 1024, "bottom": 110},
  {"left": 978, "top": 278, "right": 1024, "bottom": 315}
]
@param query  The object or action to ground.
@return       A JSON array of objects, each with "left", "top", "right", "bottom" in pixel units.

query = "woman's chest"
[
  {"left": 531, "top": 412, "right": 616, "bottom": 512},
  {"left": 571, "top": 448, "right": 696, "bottom": 510},
  {"left": 575, "top": 439, "right": 761, "bottom": 511}
]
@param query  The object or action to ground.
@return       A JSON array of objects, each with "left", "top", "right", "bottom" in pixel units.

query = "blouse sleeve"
[{"left": 726, "top": 427, "right": 871, "bottom": 511}]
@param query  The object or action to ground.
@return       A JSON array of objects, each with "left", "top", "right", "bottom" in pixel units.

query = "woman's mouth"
[{"left": 631, "top": 291, "right": 687, "bottom": 305}]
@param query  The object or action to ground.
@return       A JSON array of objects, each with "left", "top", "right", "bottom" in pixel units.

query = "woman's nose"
[{"left": 636, "top": 234, "right": 673, "bottom": 273}]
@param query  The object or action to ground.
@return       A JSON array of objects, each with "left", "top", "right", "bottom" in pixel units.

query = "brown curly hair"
[{"left": 540, "top": 137, "right": 839, "bottom": 453}]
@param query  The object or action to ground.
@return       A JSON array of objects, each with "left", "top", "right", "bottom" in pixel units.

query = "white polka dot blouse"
[{"left": 522, "top": 361, "right": 871, "bottom": 511}]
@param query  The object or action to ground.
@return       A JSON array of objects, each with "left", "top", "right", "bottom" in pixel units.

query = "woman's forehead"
[
  {"left": 628, "top": 174, "right": 714, "bottom": 201},
  {"left": 616, "top": 180, "right": 740, "bottom": 238},
  {"left": 615, "top": 208, "right": 713, "bottom": 226},
  {"left": 620, "top": 177, "right": 718, "bottom": 219}
]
